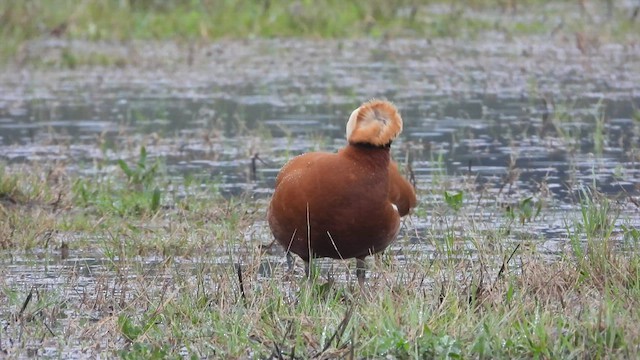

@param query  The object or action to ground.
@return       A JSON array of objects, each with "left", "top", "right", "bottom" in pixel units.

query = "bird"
[{"left": 267, "top": 99, "right": 417, "bottom": 286}]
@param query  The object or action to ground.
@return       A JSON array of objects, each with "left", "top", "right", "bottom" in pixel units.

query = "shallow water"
[
  {"left": 1, "top": 36, "right": 640, "bottom": 357},
  {"left": 1, "top": 58, "right": 639, "bottom": 197},
  {"left": 1, "top": 37, "right": 639, "bottom": 240},
  {"left": 1, "top": 38, "right": 640, "bottom": 245}
]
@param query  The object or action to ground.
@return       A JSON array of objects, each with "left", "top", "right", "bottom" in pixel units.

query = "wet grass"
[
  {"left": 0, "top": 0, "right": 638, "bottom": 355},
  {"left": 2, "top": 0, "right": 639, "bottom": 66},
  {"left": 2, "top": 151, "right": 640, "bottom": 358}
]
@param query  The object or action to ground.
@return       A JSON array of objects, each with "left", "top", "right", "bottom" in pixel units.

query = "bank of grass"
[
  {"left": 2, "top": 0, "right": 639, "bottom": 66},
  {"left": 1, "top": 156, "right": 640, "bottom": 358}
]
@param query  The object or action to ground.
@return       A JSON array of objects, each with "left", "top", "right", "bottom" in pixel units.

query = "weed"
[
  {"left": 1, "top": 160, "right": 640, "bottom": 358},
  {"left": 444, "top": 190, "right": 463, "bottom": 212},
  {"left": 72, "top": 146, "right": 164, "bottom": 217},
  {"left": 507, "top": 196, "right": 542, "bottom": 225}
]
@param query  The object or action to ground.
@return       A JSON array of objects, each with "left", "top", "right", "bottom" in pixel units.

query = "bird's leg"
[
  {"left": 356, "top": 257, "right": 367, "bottom": 288},
  {"left": 304, "top": 260, "right": 310, "bottom": 279},
  {"left": 286, "top": 252, "right": 294, "bottom": 272},
  {"left": 374, "top": 251, "right": 384, "bottom": 268}
]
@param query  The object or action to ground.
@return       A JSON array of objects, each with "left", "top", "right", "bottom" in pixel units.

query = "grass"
[
  {"left": 1, "top": 0, "right": 639, "bottom": 66},
  {"left": 1, "top": 148, "right": 640, "bottom": 358},
  {"left": 1, "top": 1, "right": 639, "bottom": 356}
]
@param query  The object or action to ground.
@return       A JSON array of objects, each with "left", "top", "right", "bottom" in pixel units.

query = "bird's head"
[{"left": 346, "top": 99, "right": 402, "bottom": 147}]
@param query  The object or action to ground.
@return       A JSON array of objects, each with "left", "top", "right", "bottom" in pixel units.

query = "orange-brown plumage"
[
  {"left": 388, "top": 161, "right": 417, "bottom": 216},
  {"left": 267, "top": 99, "right": 416, "bottom": 283}
]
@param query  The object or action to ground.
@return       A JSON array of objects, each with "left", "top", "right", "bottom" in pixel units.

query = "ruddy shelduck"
[{"left": 267, "top": 99, "right": 417, "bottom": 285}]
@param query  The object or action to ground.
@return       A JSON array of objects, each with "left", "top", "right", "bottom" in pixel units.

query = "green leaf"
[
  {"left": 118, "top": 314, "right": 142, "bottom": 342},
  {"left": 506, "top": 282, "right": 514, "bottom": 304},
  {"left": 118, "top": 159, "right": 133, "bottom": 179},
  {"left": 534, "top": 200, "right": 543, "bottom": 219},
  {"left": 444, "top": 191, "right": 463, "bottom": 212},
  {"left": 138, "top": 146, "right": 148, "bottom": 170},
  {"left": 505, "top": 205, "right": 515, "bottom": 220},
  {"left": 150, "top": 187, "right": 161, "bottom": 212}
]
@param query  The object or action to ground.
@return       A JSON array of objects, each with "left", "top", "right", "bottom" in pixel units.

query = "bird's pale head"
[{"left": 346, "top": 99, "right": 402, "bottom": 146}]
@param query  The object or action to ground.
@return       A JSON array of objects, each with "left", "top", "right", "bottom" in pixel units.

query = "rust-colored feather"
[
  {"left": 346, "top": 99, "right": 402, "bottom": 146},
  {"left": 268, "top": 99, "right": 416, "bottom": 278}
]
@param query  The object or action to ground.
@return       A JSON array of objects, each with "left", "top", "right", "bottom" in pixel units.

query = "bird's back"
[{"left": 268, "top": 146, "right": 400, "bottom": 260}]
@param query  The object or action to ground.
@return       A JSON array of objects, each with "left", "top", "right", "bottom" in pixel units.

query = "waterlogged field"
[{"left": 1, "top": 2, "right": 640, "bottom": 358}]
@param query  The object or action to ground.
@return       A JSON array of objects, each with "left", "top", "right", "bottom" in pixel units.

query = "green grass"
[
  {"left": 1, "top": 156, "right": 640, "bottom": 358},
  {"left": 2, "top": 0, "right": 639, "bottom": 66},
  {"left": 2, "top": 1, "right": 638, "bottom": 356}
]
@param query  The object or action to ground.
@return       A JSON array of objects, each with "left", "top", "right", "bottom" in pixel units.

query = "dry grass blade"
[
  {"left": 18, "top": 288, "right": 33, "bottom": 317},
  {"left": 492, "top": 244, "right": 520, "bottom": 290},
  {"left": 42, "top": 321, "right": 55, "bottom": 337},
  {"left": 273, "top": 342, "right": 284, "bottom": 360},
  {"left": 236, "top": 263, "right": 247, "bottom": 305},
  {"left": 314, "top": 304, "right": 354, "bottom": 358}
]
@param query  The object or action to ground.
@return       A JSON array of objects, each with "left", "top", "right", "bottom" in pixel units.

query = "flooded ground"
[
  {"left": 1, "top": 35, "right": 640, "bottom": 357},
  {"left": 2, "top": 37, "right": 639, "bottom": 213}
]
